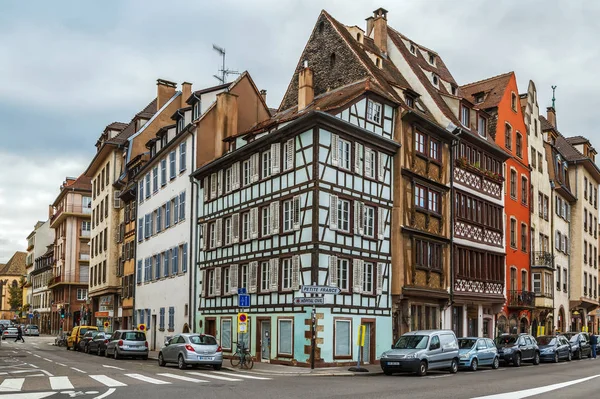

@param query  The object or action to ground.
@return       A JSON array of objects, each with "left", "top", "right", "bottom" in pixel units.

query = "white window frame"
[
  {"left": 262, "top": 206, "right": 271, "bottom": 236},
  {"left": 334, "top": 319, "right": 352, "bottom": 357},
  {"left": 281, "top": 258, "right": 292, "bottom": 291},
  {"left": 224, "top": 217, "right": 232, "bottom": 246},
  {"left": 366, "top": 100, "right": 382, "bottom": 124},
  {"left": 337, "top": 199, "right": 350, "bottom": 233},
  {"left": 262, "top": 150, "right": 272, "bottom": 179},
  {"left": 283, "top": 199, "right": 293, "bottom": 232},
  {"left": 362, "top": 262, "right": 374, "bottom": 294},
  {"left": 225, "top": 167, "right": 232, "bottom": 193},
  {"left": 337, "top": 258, "right": 349, "bottom": 292},
  {"left": 243, "top": 160, "right": 251, "bottom": 186},
  {"left": 260, "top": 261, "right": 270, "bottom": 292},
  {"left": 532, "top": 273, "right": 541, "bottom": 294},
  {"left": 364, "top": 205, "right": 375, "bottom": 238},
  {"left": 242, "top": 212, "right": 250, "bottom": 241},
  {"left": 337, "top": 138, "right": 351, "bottom": 170},
  {"left": 277, "top": 319, "right": 293, "bottom": 356}
]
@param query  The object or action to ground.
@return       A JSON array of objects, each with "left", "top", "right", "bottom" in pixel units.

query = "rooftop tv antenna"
[{"left": 213, "top": 44, "right": 240, "bottom": 84}]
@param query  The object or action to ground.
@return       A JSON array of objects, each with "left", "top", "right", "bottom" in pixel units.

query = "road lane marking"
[
  {"left": 157, "top": 373, "right": 208, "bottom": 383},
  {"left": 49, "top": 376, "right": 73, "bottom": 390},
  {"left": 89, "top": 375, "right": 128, "bottom": 387},
  {"left": 471, "top": 374, "right": 600, "bottom": 399},
  {"left": 25, "top": 352, "right": 32, "bottom": 354},
  {"left": 125, "top": 374, "right": 170, "bottom": 385},
  {"left": 212, "top": 371, "right": 271, "bottom": 380},
  {"left": 102, "top": 365, "right": 125, "bottom": 371},
  {"left": 428, "top": 374, "right": 453, "bottom": 379},
  {"left": 70, "top": 367, "right": 86, "bottom": 374},
  {"left": 55, "top": 363, "right": 66, "bottom": 367},
  {"left": 42, "top": 358, "right": 53, "bottom": 363},
  {"left": 27, "top": 363, "right": 39, "bottom": 368},
  {"left": 187, "top": 371, "right": 242, "bottom": 381},
  {"left": 93, "top": 388, "right": 116, "bottom": 399},
  {"left": 33, "top": 355, "right": 41, "bottom": 358},
  {"left": 0, "top": 378, "right": 25, "bottom": 392}
]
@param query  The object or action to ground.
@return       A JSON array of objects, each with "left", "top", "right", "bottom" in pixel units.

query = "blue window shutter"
[
  {"left": 174, "top": 197, "right": 179, "bottom": 224},
  {"left": 139, "top": 181, "right": 144, "bottom": 202},
  {"left": 138, "top": 218, "right": 143, "bottom": 242},
  {"left": 146, "top": 309, "right": 151, "bottom": 328},
  {"left": 179, "top": 192, "right": 185, "bottom": 220},
  {"left": 182, "top": 243, "right": 188, "bottom": 273},
  {"left": 145, "top": 174, "right": 150, "bottom": 198},
  {"left": 155, "top": 254, "right": 161, "bottom": 279},
  {"left": 159, "top": 308, "right": 165, "bottom": 329},
  {"left": 165, "top": 202, "right": 171, "bottom": 228},
  {"left": 157, "top": 208, "right": 162, "bottom": 232},
  {"left": 165, "top": 250, "right": 171, "bottom": 277},
  {"left": 172, "top": 248, "right": 178, "bottom": 274},
  {"left": 161, "top": 159, "right": 167, "bottom": 186},
  {"left": 136, "top": 260, "right": 142, "bottom": 283}
]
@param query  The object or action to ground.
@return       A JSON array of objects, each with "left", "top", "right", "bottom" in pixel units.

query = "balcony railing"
[
  {"left": 531, "top": 251, "right": 553, "bottom": 268},
  {"left": 50, "top": 204, "right": 92, "bottom": 224},
  {"left": 48, "top": 271, "right": 89, "bottom": 286},
  {"left": 507, "top": 290, "right": 536, "bottom": 309}
]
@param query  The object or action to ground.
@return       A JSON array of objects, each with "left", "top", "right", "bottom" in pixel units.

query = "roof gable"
[{"left": 460, "top": 72, "right": 513, "bottom": 110}]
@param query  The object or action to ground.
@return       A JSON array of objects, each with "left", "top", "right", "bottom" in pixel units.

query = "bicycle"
[
  {"left": 230, "top": 342, "right": 254, "bottom": 369},
  {"left": 55, "top": 333, "right": 67, "bottom": 347}
]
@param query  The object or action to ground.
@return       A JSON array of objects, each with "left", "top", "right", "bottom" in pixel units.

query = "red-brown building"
[{"left": 461, "top": 73, "right": 533, "bottom": 334}]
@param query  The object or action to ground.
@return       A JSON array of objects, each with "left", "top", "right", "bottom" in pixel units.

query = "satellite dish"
[{"left": 446, "top": 122, "right": 457, "bottom": 132}]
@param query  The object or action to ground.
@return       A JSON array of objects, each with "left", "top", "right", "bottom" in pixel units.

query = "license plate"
[
  {"left": 199, "top": 356, "right": 214, "bottom": 360},
  {"left": 387, "top": 362, "right": 400, "bottom": 366},
  {"left": 128, "top": 345, "right": 141, "bottom": 349}
]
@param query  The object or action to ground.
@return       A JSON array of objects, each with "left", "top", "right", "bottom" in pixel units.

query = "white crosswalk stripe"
[
  {"left": 89, "top": 375, "right": 128, "bottom": 387},
  {"left": 157, "top": 373, "right": 208, "bottom": 383},
  {"left": 125, "top": 373, "right": 171, "bottom": 385},
  {"left": 49, "top": 376, "right": 73, "bottom": 390},
  {"left": 0, "top": 378, "right": 25, "bottom": 392},
  {"left": 186, "top": 371, "right": 241, "bottom": 381},
  {"left": 212, "top": 371, "right": 272, "bottom": 380}
]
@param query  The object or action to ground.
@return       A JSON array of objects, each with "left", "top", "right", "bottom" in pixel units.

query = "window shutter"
[
  {"left": 232, "top": 213, "right": 240, "bottom": 243},
  {"left": 365, "top": 148, "right": 372, "bottom": 178},
  {"left": 353, "top": 259, "right": 363, "bottom": 293},
  {"left": 285, "top": 138, "right": 294, "bottom": 171},
  {"left": 354, "top": 201, "right": 364, "bottom": 235},
  {"left": 566, "top": 204, "right": 570, "bottom": 221},
  {"left": 249, "top": 261, "right": 258, "bottom": 293},
  {"left": 232, "top": 162, "right": 240, "bottom": 190},
  {"left": 329, "top": 195, "right": 338, "bottom": 230},
  {"left": 354, "top": 143, "right": 362, "bottom": 173},
  {"left": 270, "top": 258, "right": 279, "bottom": 291},
  {"left": 215, "top": 218, "right": 223, "bottom": 247},
  {"left": 215, "top": 267, "right": 222, "bottom": 296},
  {"left": 251, "top": 153, "right": 260, "bottom": 182},
  {"left": 217, "top": 170, "right": 223, "bottom": 196},
  {"left": 378, "top": 152, "right": 385, "bottom": 181},
  {"left": 230, "top": 264, "right": 238, "bottom": 294},
  {"left": 250, "top": 208, "right": 259, "bottom": 239},
  {"left": 565, "top": 237, "right": 569, "bottom": 254},
  {"left": 293, "top": 195, "right": 301, "bottom": 230},
  {"left": 376, "top": 263, "right": 384, "bottom": 295},
  {"left": 328, "top": 255, "right": 338, "bottom": 287},
  {"left": 378, "top": 207, "right": 385, "bottom": 240},
  {"left": 292, "top": 255, "right": 300, "bottom": 290},
  {"left": 113, "top": 191, "right": 122, "bottom": 209},
  {"left": 202, "top": 223, "right": 208, "bottom": 250},
  {"left": 331, "top": 134, "right": 339, "bottom": 166},
  {"left": 271, "top": 143, "right": 281, "bottom": 174},
  {"left": 271, "top": 201, "right": 280, "bottom": 234},
  {"left": 555, "top": 231, "right": 560, "bottom": 250},
  {"left": 210, "top": 173, "right": 217, "bottom": 199}
]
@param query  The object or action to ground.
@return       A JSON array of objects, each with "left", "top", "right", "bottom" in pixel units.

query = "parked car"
[
  {"left": 105, "top": 330, "right": 148, "bottom": 360},
  {"left": 77, "top": 330, "right": 100, "bottom": 353},
  {"left": 158, "top": 333, "right": 223, "bottom": 370},
  {"left": 495, "top": 334, "right": 540, "bottom": 367},
  {"left": 380, "top": 330, "right": 459, "bottom": 376},
  {"left": 537, "top": 335, "right": 571, "bottom": 362},
  {"left": 563, "top": 332, "right": 592, "bottom": 359},
  {"left": 87, "top": 332, "right": 109, "bottom": 356},
  {"left": 24, "top": 325, "right": 39, "bottom": 336},
  {"left": 67, "top": 326, "right": 98, "bottom": 351},
  {"left": 2, "top": 327, "right": 18, "bottom": 340},
  {"left": 458, "top": 337, "right": 499, "bottom": 371}
]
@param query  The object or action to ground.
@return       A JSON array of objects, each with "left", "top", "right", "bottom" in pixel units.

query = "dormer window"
[
  {"left": 477, "top": 115, "right": 487, "bottom": 137},
  {"left": 177, "top": 117, "right": 185, "bottom": 133},
  {"left": 460, "top": 105, "right": 470, "bottom": 127},
  {"left": 428, "top": 53, "right": 435, "bottom": 65},
  {"left": 475, "top": 94, "right": 484, "bottom": 104},
  {"left": 192, "top": 101, "right": 201, "bottom": 120},
  {"left": 410, "top": 44, "right": 416, "bottom": 54},
  {"left": 432, "top": 74, "right": 439, "bottom": 86},
  {"left": 366, "top": 100, "right": 382, "bottom": 124},
  {"left": 511, "top": 92, "right": 518, "bottom": 112},
  {"left": 405, "top": 95, "right": 414, "bottom": 108},
  {"left": 451, "top": 86, "right": 457, "bottom": 96},
  {"left": 375, "top": 57, "right": 381, "bottom": 68}
]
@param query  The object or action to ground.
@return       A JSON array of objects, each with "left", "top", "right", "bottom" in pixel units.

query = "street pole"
[{"left": 310, "top": 306, "right": 316, "bottom": 370}]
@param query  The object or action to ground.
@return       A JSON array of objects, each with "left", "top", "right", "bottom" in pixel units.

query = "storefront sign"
[{"left": 95, "top": 311, "right": 112, "bottom": 318}]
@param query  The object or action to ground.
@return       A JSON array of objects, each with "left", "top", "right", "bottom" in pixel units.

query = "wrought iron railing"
[{"left": 507, "top": 290, "right": 535, "bottom": 308}]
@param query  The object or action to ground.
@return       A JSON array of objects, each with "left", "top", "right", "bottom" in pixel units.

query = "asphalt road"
[{"left": 0, "top": 336, "right": 599, "bottom": 399}]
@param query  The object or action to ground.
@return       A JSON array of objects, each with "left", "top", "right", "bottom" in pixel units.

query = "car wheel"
[
  {"left": 383, "top": 370, "right": 393, "bottom": 376},
  {"left": 492, "top": 356, "right": 500, "bottom": 369},
  {"left": 576, "top": 350, "right": 581, "bottom": 360},
  {"left": 178, "top": 355, "right": 186, "bottom": 370},
  {"left": 113, "top": 350, "right": 119, "bottom": 360},
  {"left": 513, "top": 353, "right": 521, "bottom": 367},
  {"left": 533, "top": 352, "right": 540, "bottom": 365},
  {"left": 158, "top": 353, "right": 166, "bottom": 367},
  {"left": 567, "top": 351, "right": 572, "bottom": 361},
  {"left": 449, "top": 359, "right": 458, "bottom": 374},
  {"left": 213, "top": 364, "right": 222, "bottom": 370},
  {"left": 416, "top": 360, "right": 428, "bottom": 376},
  {"left": 470, "top": 358, "right": 478, "bottom": 372},
  {"left": 85, "top": 345, "right": 89, "bottom": 354},
  {"left": 553, "top": 352, "right": 559, "bottom": 363}
]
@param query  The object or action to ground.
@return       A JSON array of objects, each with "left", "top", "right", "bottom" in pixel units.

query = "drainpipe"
[
  {"left": 449, "top": 127, "right": 463, "bottom": 329},
  {"left": 189, "top": 129, "right": 199, "bottom": 333},
  {"left": 550, "top": 181, "right": 556, "bottom": 333}
]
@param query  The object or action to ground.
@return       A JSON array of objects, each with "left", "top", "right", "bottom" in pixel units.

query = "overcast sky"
[{"left": 1, "top": 0, "right": 599, "bottom": 262}]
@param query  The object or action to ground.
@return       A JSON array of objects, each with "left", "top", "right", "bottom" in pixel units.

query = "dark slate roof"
[
  {"left": 566, "top": 136, "right": 589, "bottom": 145},
  {"left": 539, "top": 115, "right": 555, "bottom": 132},
  {"left": 555, "top": 135, "right": 588, "bottom": 162},
  {"left": 106, "top": 122, "right": 128, "bottom": 131},
  {"left": 460, "top": 72, "right": 513, "bottom": 110},
  {"left": 0, "top": 252, "right": 27, "bottom": 276},
  {"left": 135, "top": 98, "right": 159, "bottom": 119}
]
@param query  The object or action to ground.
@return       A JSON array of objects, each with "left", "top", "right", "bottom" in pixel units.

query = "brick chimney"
[
  {"left": 372, "top": 8, "right": 388, "bottom": 54},
  {"left": 260, "top": 89, "right": 267, "bottom": 103},
  {"left": 181, "top": 82, "right": 192, "bottom": 108},
  {"left": 215, "top": 91, "right": 238, "bottom": 157},
  {"left": 156, "top": 79, "right": 177, "bottom": 109},
  {"left": 298, "top": 61, "right": 314, "bottom": 111},
  {"left": 546, "top": 106, "right": 557, "bottom": 128}
]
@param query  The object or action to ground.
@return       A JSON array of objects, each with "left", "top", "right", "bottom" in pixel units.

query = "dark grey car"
[{"left": 88, "top": 332, "right": 109, "bottom": 356}]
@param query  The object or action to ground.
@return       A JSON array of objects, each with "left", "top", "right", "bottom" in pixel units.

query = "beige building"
[{"left": 0, "top": 252, "right": 27, "bottom": 321}]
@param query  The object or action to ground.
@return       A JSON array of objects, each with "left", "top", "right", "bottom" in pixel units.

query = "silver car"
[
  {"left": 24, "top": 325, "right": 40, "bottom": 336},
  {"left": 2, "top": 328, "right": 19, "bottom": 340},
  {"left": 105, "top": 330, "right": 149, "bottom": 360},
  {"left": 158, "top": 333, "right": 223, "bottom": 370}
]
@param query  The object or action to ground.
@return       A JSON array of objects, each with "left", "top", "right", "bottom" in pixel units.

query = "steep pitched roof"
[
  {"left": 460, "top": 72, "right": 513, "bottom": 110},
  {"left": 0, "top": 252, "right": 26, "bottom": 276},
  {"left": 566, "top": 136, "right": 590, "bottom": 145},
  {"left": 539, "top": 115, "right": 555, "bottom": 132},
  {"left": 106, "top": 122, "right": 128, "bottom": 131},
  {"left": 63, "top": 174, "right": 92, "bottom": 191}
]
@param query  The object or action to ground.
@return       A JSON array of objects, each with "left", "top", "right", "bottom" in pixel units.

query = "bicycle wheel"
[
  {"left": 244, "top": 354, "right": 254, "bottom": 370},
  {"left": 230, "top": 353, "right": 241, "bottom": 367}
]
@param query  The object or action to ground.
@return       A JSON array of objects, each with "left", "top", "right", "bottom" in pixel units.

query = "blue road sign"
[
  {"left": 28, "top": 313, "right": 33, "bottom": 319},
  {"left": 239, "top": 294, "right": 250, "bottom": 308},
  {"left": 238, "top": 288, "right": 247, "bottom": 295}
]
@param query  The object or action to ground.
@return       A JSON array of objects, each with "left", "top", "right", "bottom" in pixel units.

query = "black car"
[
  {"left": 87, "top": 332, "right": 109, "bottom": 356},
  {"left": 78, "top": 330, "right": 100, "bottom": 353},
  {"left": 494, "top": 334, "right": 540, "bottom": 367},
  {"left": 537, "top": 335, "right": 571, "bottom": 363},
  {"left": 563, "top": 332, "right": 592, "bottom": 360}
]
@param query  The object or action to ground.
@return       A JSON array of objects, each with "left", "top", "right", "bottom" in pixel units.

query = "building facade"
[{"left": 0, "top": 252, "right": 27, "bottom": 321}]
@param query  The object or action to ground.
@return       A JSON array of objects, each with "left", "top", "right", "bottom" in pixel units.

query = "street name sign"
[
  {"left": 294, "top": 297, "right": 325, "bottom": 305},
  {"left": 300, "top": 285, "right": 341, "bottom": 295}
]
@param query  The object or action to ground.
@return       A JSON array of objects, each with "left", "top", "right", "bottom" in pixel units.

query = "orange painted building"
[{"left": 461, "top": 72, "right": 532, "bottom": 334}]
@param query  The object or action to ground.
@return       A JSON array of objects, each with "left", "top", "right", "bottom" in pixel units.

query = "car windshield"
[
  {"left": 536, "top": 336, "right": 556, "bottom": 346},
  {"left": 79, "top": 328, "right": 89, "bottom": 335},
  {"left": 495, "top": 336, "right": 518, "bottom": 346},
  {"left": 569, "top": 335, "right": 579, "bottom": 343},
  {"left": 190, "top": 335, "right": 217, "bottom": 345},
  {"left": 458, "top": 339, "right": 477, "bottom": 350},
  {"left": 393, "top": 335, "right": 429, "bottom": 349},
  {"left": 122, "top": 332, "right": 146, "bottom": 341}
]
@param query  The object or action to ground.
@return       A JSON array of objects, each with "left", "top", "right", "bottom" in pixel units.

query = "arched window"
[
  {"left": 505, "top": 123, "right": 512, "bottom": 150},
  {"left": 516, "top": 132, "right": 522, "bottom": 158}
]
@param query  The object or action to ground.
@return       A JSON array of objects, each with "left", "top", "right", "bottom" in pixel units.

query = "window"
[
  {"left": 432, "top": 74, "right": 439, "bottom": 86},
  {"left": 415, "top": 185, "right": 426, "bottom": 209},
  {"left": 510, "top": 219, "right": 516, "bottom": 248},
  {"left": 521, "top": 176, "right": 528, "bottom": 204},
  {"left": 168, "top": 307, "right": 175, "bottom": 331},
  {"left": 224, "top": 217, "right": 232, "bottom": 245},
  {"left": 364, "top": 205, "right": 375, "bottom": 238},
  {"left": 533, "top": 273, "right": 542, "bottom": 293},
  {"left": 223, "top": 267, "right": 230, "bottom": 294},
  {"left": 362, "top": 262, "right": 374, "bottom": 293},
  {"left": 262, "top": 206, "right": 271, "bottom": 236},
  {"left": 521, "top": 223, "right": 527, "bottom": 252},
  {"left": 145, "top": 174, "right": 151, "bottom": 198},
  {"left": 428, "top": 190, "right": 440, "bottom": 214},
  {"left": 334, "top": 319, "right": 351, "bottom": 358},
  {"left": 510, "top": 170, "right": 517, "bottom": 199},
  {"left": 521, "top": 270, "right": 527, "bottom": 291},
  {"left": 531, "top": 148, "right": 536, "bottom": 169},
  {"left": 160, "top": 159, "right": 167, "bottom": 186},
  {"left": 563, "top": 269, "right": 567, "bottom": 292},
  {"left": 415, "top": 239, "right": 442, "bottom": 270},
  {"left": 278, "top": 319, "right": 293, "bottom": 356},
  {"left": 337, "top": 138, "right": 351, "bottom": 170},
  {"left": 179, "top": 191, "right": 185, "bottom": 220},
  {"left": 365, "top": 148, "right": 376, "bottom": 179},
  {"left": 337, "top": 199, "right": 350, "bottom": 232},
  {"left": 516, "top": 133, "right": 522, "bottom": 158},
  {"left": 405, "top": 95, "right": 414, "bottom": 108},
  {"left": 477, "top": 115, "right": 487, "bottom": 137},
  {"left": 242, "top": 212, "right": 250, "bottom": 241},
  {"left": 221, "top": 319, "right": 232, "bottom": 351},
  {"left": 538, "top": 152, "right": 543, "bottom": 173},
  {"left": 208, "top": 269, "right": 215, "bottom": 296},
  {"left": 260, "top": 261, "right": 270, "bottom": 292},
  {"left": 366, "top": 100, "right": 381, "bottom": 124},
  {"left": 281, "top": 258, "right": 292, "bottom": 290},
  {"left": 283, "top": 138, "right": 294, "bottom": 171},
  {"left": 76, "top": 289, "right": 88, "bottom": 301},
  {"left": 415, "top": 131, "right": 426, "bottom": 154},
  {"left": 225, "top": 168, "right": 232, "bottom": 193},
  {"left": 262, "top": 150, "right": 272, "bottom": 178},
  {"left": 429, "top": 139, "right": 440, "bottom": 162},
  {"left": 461, "top": 106, "right": 470, "bottom": 127},
  {"left": 169, "top": 151, "right": 176, "bottom": 180},
  {"left": 415, "top": 185, "right": 440, "bottom": 214},
  {"left": 511, "top": 92, "right": 517, "bottom": 111},
  {"left": 243, "top": 160, "right": 251, "bottom": 186},
  {"left": 505, "top": 124, "right": 512, "bottom": 150},
  {"left": 179, "top": 142, "right": 186, "bottom": 172},
  {"left": 209, "top": 222, "right": 216, "bottom": 249},
  {"left": 337, "top": 258, "right": 349, "bottom": 291},
  {"left": 240, "top": 264, "right": 248, "bottom": 289},
  {"left": 283, "top": 200, "right": 293, "bottom": 232}
]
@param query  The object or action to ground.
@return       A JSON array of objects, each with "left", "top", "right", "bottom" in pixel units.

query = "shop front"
[{"left": 94, "top": 294, "right": 119, "bottom": 332}]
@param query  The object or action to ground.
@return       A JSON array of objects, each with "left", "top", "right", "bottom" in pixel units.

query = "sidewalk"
[{"left": 148, "top": 350, "right": 381, "bottom": 376}]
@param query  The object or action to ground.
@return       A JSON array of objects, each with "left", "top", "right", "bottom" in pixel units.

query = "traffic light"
[{"left": 60, "top": 308, "right": 65, "bottom": 319}]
